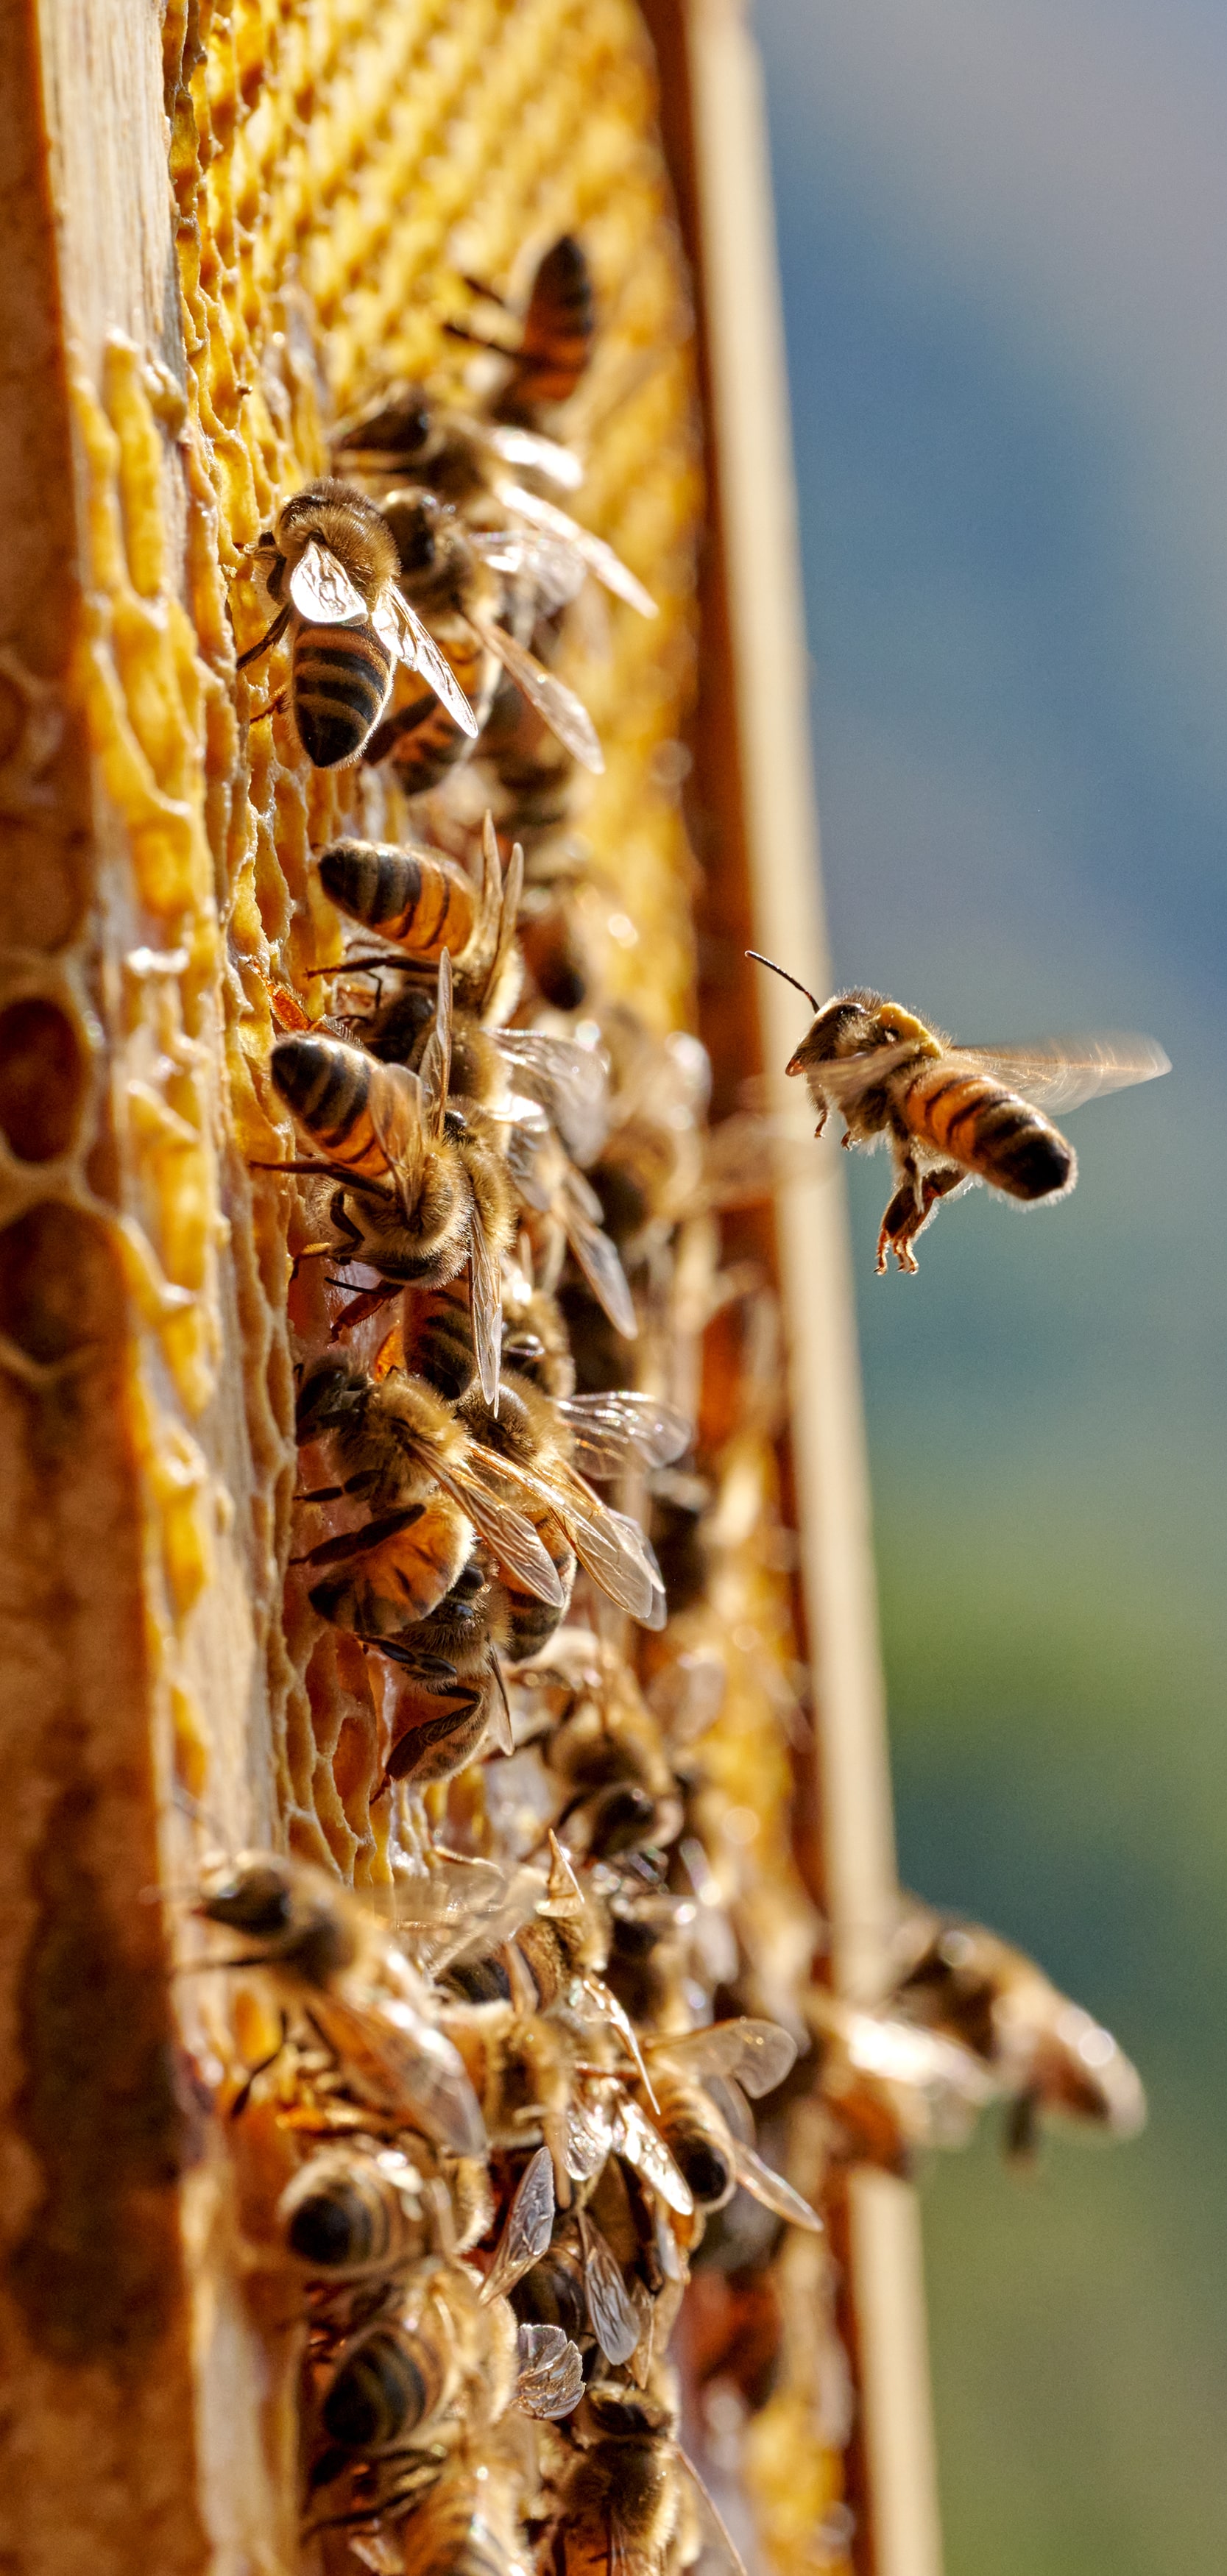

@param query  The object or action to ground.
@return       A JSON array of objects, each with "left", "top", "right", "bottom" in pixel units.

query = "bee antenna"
[{"left": 746, "top": 951, "right": 819, "bottom": 1013}]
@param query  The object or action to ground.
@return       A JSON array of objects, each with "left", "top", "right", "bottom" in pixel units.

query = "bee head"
[
  {"left": 381, "top": 486, "right": 467, "bottom": 590},
  {"left": 295, "top": 1351, "right": 366, "bottom": 1445},
  {"left": 333, "top": 381, "right": 434, "bottom": 465},
  {"left": 196, "top": 1855, "right": 295, "bottom": 1939},
  {"left": 273, "top": 478, "right": 400, "bottom": 597}
]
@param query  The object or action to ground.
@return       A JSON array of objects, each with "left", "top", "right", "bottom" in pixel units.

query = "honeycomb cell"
[
  {"left": 0, "top": 1201, "right": 121, "bottom": 1364},
  {"left": 0, "top": 997, "right": 87, "bottom": 1161}
]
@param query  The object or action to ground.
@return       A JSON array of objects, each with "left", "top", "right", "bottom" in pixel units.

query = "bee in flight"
[
  {"left": 233, "top": 480, "right": 478, "bottom": 768},
  {"left": 748, "top": 955, "right": 1170, "bottom": 1273},
  {"left": 444, "top": 234, "right": 596, "bottom": 425}
]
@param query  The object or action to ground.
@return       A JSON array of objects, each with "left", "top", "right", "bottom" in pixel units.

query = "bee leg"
[
  {"left": 249, "top": 687, "right": 289, "bottom": 726},
  {"left": 229, "top": 2011, "right": 289, "bottom": 2120},
  {"left": 891, "top": 1163, "right": 963, "bottom": 1271},
  {"left": 236, "top": 600, "right": 291, "bottom": 671},
  {"left": 877, "top": 1161, "right": 922, "bottom": 1274}
]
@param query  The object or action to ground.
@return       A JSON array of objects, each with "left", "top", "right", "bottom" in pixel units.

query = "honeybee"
[
  {"left": 747, "top": 956, "right": 1170, "bottom": 1273},
  {"left": 512, "top": 2321, "right": 585, "bottom": 2419},
  {"left": 640, "top": 2021, "right": 820, "bottom": 2234},
  {"left": 318, "top": 813, "right": 526, "bottom": 1026},
  {"left": 445, "top": 236, "right": 595, "bottom": 425},
  {"left": 344, "top": 2454, "right": 534, "bottom": 2575},
  {"left": 548, "top": 2371, "right": 747, "bottom": 2576},
  {"left": 526, "top": 1632, "right": 684, "bottom": 1863},
  {"left": 364, "top": 486, "right": 603, "bottom": 790},
  {"left": 194, "top": 1854, "right": 487, "bottom": 2156},
  {"left": 264, "top": 953, "right": 512, "bottom": 1402},
  {"left": 308, "top": 2267, "right": 517, "bottom": 2530},
  {"left": 891, "top": 1900, "right": 1147, "bottom": 2159},
  {"left": 805, "top": 1988, "right": 996, "bottom": 2178},
  {"left": 233, "top": 480, "right": 477, "bottom": 766},
  {"left": 277, "top": 2144, "right": 433, "bottom": 2280},
  {"left": 439, "top": 1998, "right": 591, "bottom": 2198},
  {"left": 508, "top": 2211, "right": 638, "bottom": 2370},
  {"left": 459, "top": 1372, "right": 668, "bottom": 1630}
]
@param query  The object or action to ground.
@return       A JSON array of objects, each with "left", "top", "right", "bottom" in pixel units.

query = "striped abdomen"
[
  {"left": 903, "top": 1064, "right": 1075, "bottom": 1200},
  {"left": 321, "top": 2318, "right": 448, "bottom": 2452},
  {"left": 270, "top": 1031, "right": 389, "bottom": 1176},
  {"left": 498, "top": 236, "right": 595, "bottom": 421},
  {"left": 365, "top": 632, "right": 492, "bottom": 791},
  {"left": 291, "top": 616, "right": 392, "bottom": 767},
  {"left": 400, "top": 2478, "right": 512, "bottom": 2576},
  {"left": 310, "top": 1496, "right": 473, "bottom": 1634},
  {"left": 280, "top": 2154, "right": 414, "bottom": 2274},
  {"left": 318, "top": 838, "right": 478, "bottom": 958}
]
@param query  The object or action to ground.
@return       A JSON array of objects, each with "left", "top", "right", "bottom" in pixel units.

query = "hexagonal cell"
[
  {"left": 0, "top": 997, "right": 86, "bottom": 1161},
  {"left": 0, "top": 1200, "right": 121, "bottom": 1364}
]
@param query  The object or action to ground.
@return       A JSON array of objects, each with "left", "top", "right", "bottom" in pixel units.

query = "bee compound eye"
[{"left": 202, "top": 1863, "right": 294, "bottom": 1935}]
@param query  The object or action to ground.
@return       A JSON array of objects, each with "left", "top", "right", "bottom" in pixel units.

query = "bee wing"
[
  {"left": 438, "top": 1449, "right": 565, "bottom": 1604},
  {"left": 545, "top": 1466, "right": 657, "bottom": 1621},
  {"left": 651, "top": 2017, "right": 798, "bottom": 2098},
  {"left": 495, "top": 479, "right": 657, "bottom": 620},
  {"left": 495, "top": 1030, "right": 610, "bottom": 1164},
  {"left": 487, "top": 836, "right": 524, "bottom": 1019},
  {"left": 467, "top": 1191, "right": 503, "bottom": 1412},
  {"left": 611, "top": 2097, "right": 695, "bottom": 2216},
  {"left": 565, "top": 2086, "right": 616, "bottom": 2182},
  {"left": 310, "top": 1990, "right": 487, "bottom": 2156},
  {"left": 515, "top": 2323, "right": 585, "bottom": 2418},
  {"left": 480, "top": 2144, "right": 555, "bottom": 2301},
  {"left": 802, "top": 1041, "right": 923, "bottom": 1111},
  {"left": 487, "top": 423, "right": 585, "bottom": 489},
  {"left": 367, "top": 1062, "right": 427, "bottom": 1204},
  {"left": 676, "top": 2450, "right": 752, "bottom": 2576},
  {"left": 556, "top": 1393, "right": 692, "bottom": 1479},
  {"left": 467, "top": 609, "right": 604, "bottom": 775},
  {"left": 576, "top": 2209, "right": 643, "bottom": 2365},
  {"left": 417, "top": 948, "right": 453, "bottom": 1136},
  {"left": 288, "top": 538, "right": 367, "bottom": 624},
  {"left": 698, "top": 1110, "right": 827, "bottom": 1210},
  {"left": 727, "top": 2139, "right": 822, "bottom": 2233},
  {"left": 471, "top": 810, "right": 504, "bottom": 972},
  {"left": 472, "top": 528, "right": 587, "bottom": 616},
  {"left": 562, "top": 1188, "right": 638, "bottom": 1341},
  {"left": 955, "top": 1034, "right": 1170, "bottom": 1115},
  {"left": 386, "top": 587, "right": 481, "bottom": 736}
]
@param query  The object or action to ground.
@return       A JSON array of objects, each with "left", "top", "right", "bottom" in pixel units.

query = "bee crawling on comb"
[{"left": 747, "top": 953, "right": 1169, "bottom": 1274}]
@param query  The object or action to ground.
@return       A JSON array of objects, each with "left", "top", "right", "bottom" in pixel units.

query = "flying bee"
[
  {"left": 805, "top": 1988, "right": 997, "bottom": 2178},
  {"left": 747, "top": 955, "right": 1170, "bottom": 1273},
  {"left": 548, "top": 2371, "right": 748, "bottom": 2576},
  {"left": 444, "top": 235, "right": 595, "bottom": 425},
  {"left": 233, "top": 479, "right": 478, "bottom": 767},
  {"left": 637, "top": 2023, "right": 821, "bottom": 2234},
  {"left": 890, "top": 1900, "right": 1147, "bottom": 2160},
  {"left": 264, "top": 952, "right": 512, "bottom": 1403},
  {"left": 459, "top": 1370, "right": 668, "bottom": 1630},
  {"left": 194, "top": 1853, "right": 487, "bottom": 2156},
  {"left": 363, "top": 486, "right": 604, "bottom": 791}
]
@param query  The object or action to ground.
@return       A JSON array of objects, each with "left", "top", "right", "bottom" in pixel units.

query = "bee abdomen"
[
  {"left": 501, "top": 236, "right": 595, "bottom": 419},
  {"left": 319, "top": 839, "right": 475, "bottom": 955},
  {"left": 322, "top": 2321, "right": 444, "bottom": 2452},
  {"left": 270, "top": 1032, "right": 378, "bottom": 1168},
  {"left": 280, "top": 2160, "right": 400, "bottom": 2271},
  {"left": 911, "top": 1073, "right": 1075, "bottom": 1200},
  {"left": 293, "top": 621, "right": 392, "bottom": 767}
]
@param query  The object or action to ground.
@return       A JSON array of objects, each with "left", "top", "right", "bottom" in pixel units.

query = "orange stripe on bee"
[{"left": 908, "top": 1070, "right": 999, "bottom": 1158}]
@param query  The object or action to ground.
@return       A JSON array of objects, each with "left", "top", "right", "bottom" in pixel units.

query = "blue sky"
[{"left": 753, "top": 4, "right": 1227, "bottom": 2567}]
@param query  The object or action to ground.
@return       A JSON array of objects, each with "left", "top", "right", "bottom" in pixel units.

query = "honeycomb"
[{"left": 0, "top": 0, "right": 850, "bottom": 2568}]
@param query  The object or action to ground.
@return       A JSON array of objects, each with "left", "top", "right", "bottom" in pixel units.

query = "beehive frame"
[{"left": 0, "top": 1, "right": 939, "bottom": 2571}]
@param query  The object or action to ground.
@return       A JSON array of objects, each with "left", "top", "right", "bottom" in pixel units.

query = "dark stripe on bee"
[
  {"left": 502, "top": 237, "right": 595, "bottom": 417},
  {"left": 293, "top": 622, "right": 392, "bottom": 767},
  {"left": 322, "top": 2325, "right": 443, "bottom": 2452},
  {"left": 909, "top": 1072, "right": 1073, "bottom": 1200},
  {"left": 286, "top": 2170, "right": 395, "bottom": 2270},
  {"left": 319, "top": 840, "right": 475, "bottom": 954},
  {"left": 270, "top": 1033, "right": 380, "bottom": 1167}
]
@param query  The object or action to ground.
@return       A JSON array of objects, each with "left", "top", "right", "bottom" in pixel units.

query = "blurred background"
[{"left": 753, "top": 2, "right": 1227, "bottom": 2569}]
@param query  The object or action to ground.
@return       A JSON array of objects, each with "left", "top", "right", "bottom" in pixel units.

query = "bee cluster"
[{"left": 166, "top": 219, "right": 1158, "bottom": 2576}]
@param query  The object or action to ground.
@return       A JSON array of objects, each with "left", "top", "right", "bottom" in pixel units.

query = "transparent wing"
[
  {"left": 495, "top": 1029, "right": 610, "bottom": 1164},
  {"left": 467, "top": 610, "right": 604, "bottom": 774},
  {"left": 576, "top": 2209, "right": 643, "bottom": 2365},
  {"left": 802, "top": 1041, "right": 925, "bottom": 1111},
  {"left": 311, "top": 1990, "right": 487, "bottom": 2156},
  {"left": 515, "top": 2324, "right": 585, "bottom": 2418},
  {"left": 677, "top": 2450, "right": 752, "bottom": 2576},
  {"left": 416, "top": 948, "right": 453, "bottom": 1138},
  {"left": 487, "top": 424, "right": 585, "bottom": 489},
  {"left": 473, "top": 810, "right": 504, "bottom": 972},
  {"left": 612, "top": 2098, "right": 695, "bottom": 2215},
  {"left": 472, "top": 528, "right": 587, "bottom": 616},
  {"left": 955, "top": 1033, "right": 1170, "bottom": 1114},
  {"left": 388, "top": 587, "right": 480, "bottom": 736},
  {"left": 652, "top": 2017, "right": 798, "bottom": 2098},
  {"left": 481, "top": 2144, "right": 555, "bottom": 2302},
  {"left": 432, "top": 1453, "right": 564, "bottom": 1605},
  {"left": 565, "top": 2087, "right": 616, "bottom": 2183},
  {"left": 367, "top": 1064, "right": 427, "bottom": 1206},
  {"left": 467, "top": 1192, "right": 502, "bottom": 1412},
  {"left": 496, "top": 480, "right": 658, "bottom": 619},
  {"left": 487, "top": 1652, "right": 515, "bottom": 1755},
  {"left": 557, "top": 1393, "right": 692, "bottom": 1479},
  {"left": 487, "top": 838, "right": 524, "bottom": 1020},
  {"left": 289, "top": 538, "right": 367, "bottom": 624},
  {"left": 697, "top": 1110, "right": 827, "bottom": 1211},
  {"left": 545, "top": 1466, "right": 657, "bottom": 1621},
  {"left": 563, "top": 1191, "right": 639, "bottom": 1341},
  {"left": 728, "top": 2139, "right": 822, "bottom": 2233}
]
